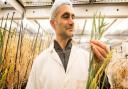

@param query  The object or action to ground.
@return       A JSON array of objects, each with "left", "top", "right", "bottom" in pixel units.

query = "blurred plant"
[
  {"left": 106, "top": 56, "right": 128, "bottom": 89},
  {"left": 0, "top": 64, "right": 14, "bottom": 88},
  {"left": 86, "top": 13, "right": 116, "bottom": 89},
  {"left": 0, "top": 28, "right": 3, "bottom": 64},
  {"left": 0, "top": 13, "right": 53, "bottom": 89}
]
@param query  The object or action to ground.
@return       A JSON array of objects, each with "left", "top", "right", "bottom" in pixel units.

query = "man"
[{"left": 26, "top": 0, "right": 109, "bottom": 89}]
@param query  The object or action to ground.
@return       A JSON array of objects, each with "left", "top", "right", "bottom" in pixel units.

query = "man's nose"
[{"left": 68, "top": 17, "right": 74, "bottom": 25}]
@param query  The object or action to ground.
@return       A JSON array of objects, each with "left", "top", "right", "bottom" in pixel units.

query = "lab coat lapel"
[
  {"left": 48, "top": 42, "right": 63, "bottom": 68},
  {"left": 66, "top": 46, "right": 77, "bottom": 73},
  {"left": 51, "top": 49, "right": 63, "bottom": 67}
]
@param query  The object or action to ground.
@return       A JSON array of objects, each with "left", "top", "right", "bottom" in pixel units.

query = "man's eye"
[
  {"left": 61, "top": 13, "right": 75, "bottom": 19},
  {"left": 62, "top": 14, "right": 70, "bottom": 19},
  {"left": 72, "top": 15, "right": 75, "bottom": 19}
]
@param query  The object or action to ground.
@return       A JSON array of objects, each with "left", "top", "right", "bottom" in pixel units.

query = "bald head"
[{"left": 50, "top": 0, "right": 73, "bottom": 19}]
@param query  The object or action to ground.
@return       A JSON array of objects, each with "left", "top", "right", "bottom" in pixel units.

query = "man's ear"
[{"left": 50, "top": 19, "right": 55, "bottom": 29}]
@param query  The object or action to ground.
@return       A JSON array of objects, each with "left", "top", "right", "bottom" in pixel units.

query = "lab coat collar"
[
  {"left": 47, "top": 39, "right": 78, "bottom": 73},
  {"left": 54, "top": 39, "right": 72, "bottom": 51},
  {"left": 48, "top": 40, "right": 64, "bottom": 69}
]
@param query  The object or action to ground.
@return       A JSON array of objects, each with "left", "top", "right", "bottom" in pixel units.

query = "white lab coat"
[{"left": 26, "top": 42, "right": 89, "bottom": 89}]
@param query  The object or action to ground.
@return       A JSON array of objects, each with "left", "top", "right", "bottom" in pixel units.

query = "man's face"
[{"left": 54, "top": 5, "right": 75, "bottom": 39}]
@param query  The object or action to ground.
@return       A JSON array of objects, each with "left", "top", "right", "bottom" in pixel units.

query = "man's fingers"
[
  {"left": 91, "top": 43, "right": 107, "bottom": 58},
  {"left": 91, "top": 45, "right": 105, "bottom": 61},
  {"left": 91, "top": 40, "right": 109, "bottom": 53},
  {"left": 90, "top": 40, "right": 110, "bottom": 61}
]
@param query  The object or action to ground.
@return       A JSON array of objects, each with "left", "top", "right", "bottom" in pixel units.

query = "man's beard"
[{"left": 64, "top": 25, "right": 74, "bottom": 30}]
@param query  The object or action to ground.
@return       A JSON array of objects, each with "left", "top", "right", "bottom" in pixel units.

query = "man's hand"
[{"left": 90, "top": 40, "right": 109, "bottom": 62}]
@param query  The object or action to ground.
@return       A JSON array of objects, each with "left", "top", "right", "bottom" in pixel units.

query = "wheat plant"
[{"left": 86, "top": 13, "right": 116, "bottom": 89}]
